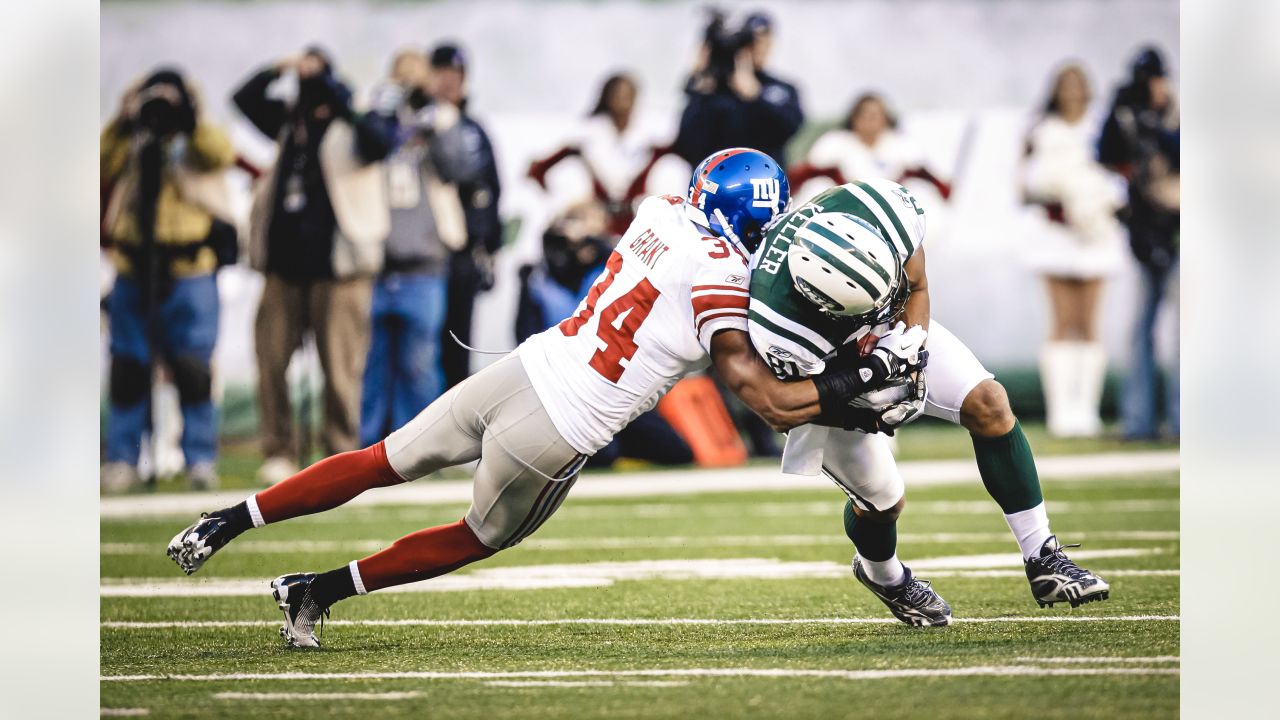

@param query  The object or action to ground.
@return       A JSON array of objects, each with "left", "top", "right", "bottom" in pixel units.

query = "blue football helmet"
[{"left": 686, "top": 147, "right": 790, "bottom": 254}]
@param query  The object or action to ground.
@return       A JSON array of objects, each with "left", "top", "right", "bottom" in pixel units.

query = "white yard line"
[
  {"left": 923, "top": 569, "right": 1177, "bottom": 578},
  {"left": 485, "top": 681, "right": 690, "bottom": 688},
  {"left": 1014, "top": 656, "right": 1180, "bottom": 664},
  {"left": 214, "top": 692, "right": 424, "bottom": 701},
  {"left": 100, "top": 450, "right": 1179, "bottom": 518},
  {"left": 102, "top": 664, "right": 1179, "bottom": 683},
  {"left": 100, "top": 551, "right": 1165, "bottom": 597},
  {"left": 103, "top": 614, "right": 1179, "bottom": 630},
  {"left": 100, "top": 711, "right": 149, "bottom": 717},
  {"left": 99, "top": 530, "right": 1179, "bottom": 555}
]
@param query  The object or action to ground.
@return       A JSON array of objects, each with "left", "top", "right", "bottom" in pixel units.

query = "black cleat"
[
  {"left": 166, "top": 513, "right": 233, "bottom": 575},
  {"left": 853, "top": 556, "right": 952, "bottom": 627},
  {"left": 271, "top": 573, "right": 330, "bottom": 648},
  {"left": 1025, "top": 535, "right": 1111, "bottom": 608}
]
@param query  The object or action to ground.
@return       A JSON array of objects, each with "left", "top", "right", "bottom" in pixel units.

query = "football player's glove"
[
  {"left": 839, "top": 372, "right": 927, "bottom": 436},
  {"left": 827, "top": 323, "right": 928, "bottom": 382},
  {"left": 871, "top": 372, "right": 927, "bottom": 435},
  {"left": 867, "top": 322, "right": 928, "bottom": 380}
]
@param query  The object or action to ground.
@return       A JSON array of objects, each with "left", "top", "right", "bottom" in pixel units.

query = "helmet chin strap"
[{"left": 712, "top": 208, "right": 750, "bottom": 256}]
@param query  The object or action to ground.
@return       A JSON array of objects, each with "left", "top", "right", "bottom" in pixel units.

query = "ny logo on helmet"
[{"left": 751, "top": 178, "right": 781, "bottom": 211}]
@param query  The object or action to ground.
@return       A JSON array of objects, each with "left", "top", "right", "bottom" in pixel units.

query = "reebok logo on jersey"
[
  {"left": 751, "top": 178, "right": 781, "bottom": 211},
  {"left": 725, "top": 273, "right": 746, "bottom": 285},
  {"left": 768, "top": 346, "right": 793, "bottom": 359},
  {"left": 892, "top": 185, "right": 925, "bottom": 216}
]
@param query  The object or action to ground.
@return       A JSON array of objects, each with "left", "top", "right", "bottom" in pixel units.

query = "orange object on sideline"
[{"left": 657, "top": 376, "right": 748, "bottom": 468}]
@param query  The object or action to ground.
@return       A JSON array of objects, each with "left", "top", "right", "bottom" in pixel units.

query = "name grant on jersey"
[{"left": 627, "top": 228, "right": 671, "bottom": 269}]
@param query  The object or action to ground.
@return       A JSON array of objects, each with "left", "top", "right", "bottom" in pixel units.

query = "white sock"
[
  {"left": 246, "top": 495, "right": 266, "bottom": 528},
  {"left": 1005, "top": 502, "right": 1052, "bottom": 560},
  {"left": 861, "top": 553, "right": 906, "bottom": 587},
  {"left": 349, "top": 560, "right": 368, "bottom": 596}
]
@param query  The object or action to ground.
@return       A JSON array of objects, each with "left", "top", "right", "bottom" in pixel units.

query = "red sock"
[
  {"left": 254, "top": 442, "right": 403, "bottom": 524},
  {"left": 355, "top": 519, "right": 497, "bottom": 593}
]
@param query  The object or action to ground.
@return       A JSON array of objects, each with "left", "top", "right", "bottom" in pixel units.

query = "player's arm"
[
  {"left": 901, "top": 247, "right": 930, "bottom": 334},
  {"left": 710, "top": 329, "right": 889, "bottom": 433}
]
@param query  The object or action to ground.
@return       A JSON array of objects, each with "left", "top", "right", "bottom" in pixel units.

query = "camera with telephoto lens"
[
  {"left": 134, "top": 74, "right": 195, "bottom": 137},
  {"left": 138, "top": 94, "right": 179, "bottom": 135},
  {"left": 702, "top": 9, "right": 753, "bottom": 91}
]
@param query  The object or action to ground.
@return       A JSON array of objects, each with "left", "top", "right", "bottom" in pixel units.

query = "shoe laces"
[
  {"left": 1040, "top": 542, "right": 1091, "bottom": 580},
  {"left": 899, "top": 577, "right": 938, "bottom": 608}
]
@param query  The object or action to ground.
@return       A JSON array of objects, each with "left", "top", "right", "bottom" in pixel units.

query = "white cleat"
[
  {"left": 166, "top": 513, "right": 231, "bottom": 575},
  {"left": 271, "top": 573, "right": 329, "bottom": 649}
]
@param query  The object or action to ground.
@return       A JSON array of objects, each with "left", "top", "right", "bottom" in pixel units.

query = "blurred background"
[{"left": 98, "top": 0, "right": 1179, "bottom": 490}]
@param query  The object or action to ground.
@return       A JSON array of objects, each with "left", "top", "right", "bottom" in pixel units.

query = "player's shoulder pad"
[
  {"left": 636, "top": 193, "right": 687, "bottom": 220},
  {"left": 856, "top": 178, "right": 927, "bottom": 251}
]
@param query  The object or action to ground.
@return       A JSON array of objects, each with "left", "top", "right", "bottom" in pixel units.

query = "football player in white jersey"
[
  {"left": 748, "top": 179, "right": 1110, "bottom": 627},
  {"left": 164, "top": 149, "right": 909, "bottom": 648}
]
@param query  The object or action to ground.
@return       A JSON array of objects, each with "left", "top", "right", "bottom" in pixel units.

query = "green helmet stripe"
[
  {"left": 853, "top": 181, "right": 914, "bottom": 255},
  {"left": 797, "top": 233, "right": 884, "bottom": 299},
  {"left": 804, "top": 219, "right": 893, "bottom": 286}
]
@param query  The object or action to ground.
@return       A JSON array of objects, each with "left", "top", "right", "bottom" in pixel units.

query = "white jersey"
[{"left": 519, "top": 195, "right": 752, "bottom": 454}]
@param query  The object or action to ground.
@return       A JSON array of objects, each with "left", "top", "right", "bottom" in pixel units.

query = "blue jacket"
[{"left": 674, "top": 69, "right": 804, "bottom": 167}]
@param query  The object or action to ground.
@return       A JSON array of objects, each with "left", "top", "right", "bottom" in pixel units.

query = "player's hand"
[
  {"left": 824, "top": 372, "right": 927, "bottom": 436},
  {"left": 729, "top": 49, "right": 761, "bottom": 100},
  {"left": 867, "top": 322, "right": 928, "bottom": 380},
  {"left": 875, "top": 372, "right": 927, "bottom": 435}
]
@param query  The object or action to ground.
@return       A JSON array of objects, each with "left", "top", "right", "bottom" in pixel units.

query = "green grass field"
[{"left": 101, "top": 440, "right": 1179, "bottom": 719}]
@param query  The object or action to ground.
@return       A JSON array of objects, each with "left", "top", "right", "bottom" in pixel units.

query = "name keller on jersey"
[
  {"left": 627, "top": 228, "right": 671, "bottom": 269},
  {"left": 757, "top": 200, "right": 825, "bottom": 275}
]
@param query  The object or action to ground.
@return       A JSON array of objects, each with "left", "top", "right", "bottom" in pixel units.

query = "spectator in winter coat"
[
  {"left": 1098, "top": 46, "right": 1180, "bottom": 440},
  {"left": 233, "top": 46, "right": 397, "bottom": 484},
  {"left": 359, "top": 50, "right": 472, "bottom": 446},
  {"left": 426, "top": 43, "right": 504, "bottom": 390},
  {"left": 100, "top": 67, "right": 237, "bottom": 492},
  {"left": 674, "top": 11, "right": 804, "bottom": 167}
]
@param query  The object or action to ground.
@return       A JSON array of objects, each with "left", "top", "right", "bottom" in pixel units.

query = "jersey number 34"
[{"left": 559, "top": 252, "right": 662, "bottom": 383}]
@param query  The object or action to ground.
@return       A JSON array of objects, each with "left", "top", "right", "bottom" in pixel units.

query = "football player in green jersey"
[{"left": 748, "top": 179, "right": 1110, "bottom": 627}]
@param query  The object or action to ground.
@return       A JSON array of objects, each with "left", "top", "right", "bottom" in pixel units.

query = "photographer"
[
  {"left": 100, "top": 67, "right": 237, "bottom": 492},
  {"left": 426, "top": 43, "right": 504, "bottom": 390},
  {"left": 674, "top": 11, "right": 804, "bottom": 166},
  {"left": 359, "top": 50, "right": 470, "bottom": 446},
  {"left": 1098, "top": 46, "right": 1180, "bottom": 440},
  {"left": 233, "top": 47, "right": 397, "bottom": 484}
]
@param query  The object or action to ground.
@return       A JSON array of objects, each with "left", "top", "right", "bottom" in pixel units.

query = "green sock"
[
  {"left": 971, "top": 421, "right": 1044, "bottom": 514},
  {"left": 842, "top": 499, "right": 897, "bottom": 561}
]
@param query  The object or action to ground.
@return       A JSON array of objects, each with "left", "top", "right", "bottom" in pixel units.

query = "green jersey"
[{"left": 748, "top": 179, "right": 927, "bottom": 379}]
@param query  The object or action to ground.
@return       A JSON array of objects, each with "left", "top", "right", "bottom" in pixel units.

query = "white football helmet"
[{"left": 787, "top": 212, "right": 908, "bottom": 325}]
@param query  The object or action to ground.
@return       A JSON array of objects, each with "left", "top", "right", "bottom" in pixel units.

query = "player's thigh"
[
  {"left": 383, "top": 352, "right": 527, "bottom": 480},
  {"left": 465, "top": 392, "right": 586, "bottom": 550},
  {"left": 821, "top": 429, "right": 903, "bottom": 513},
  {"left": 386, "top": 351, "right": 563, "bottom": 480},
  {"left": 922, "top": 321, "right": 994, "bottom": 425}
]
